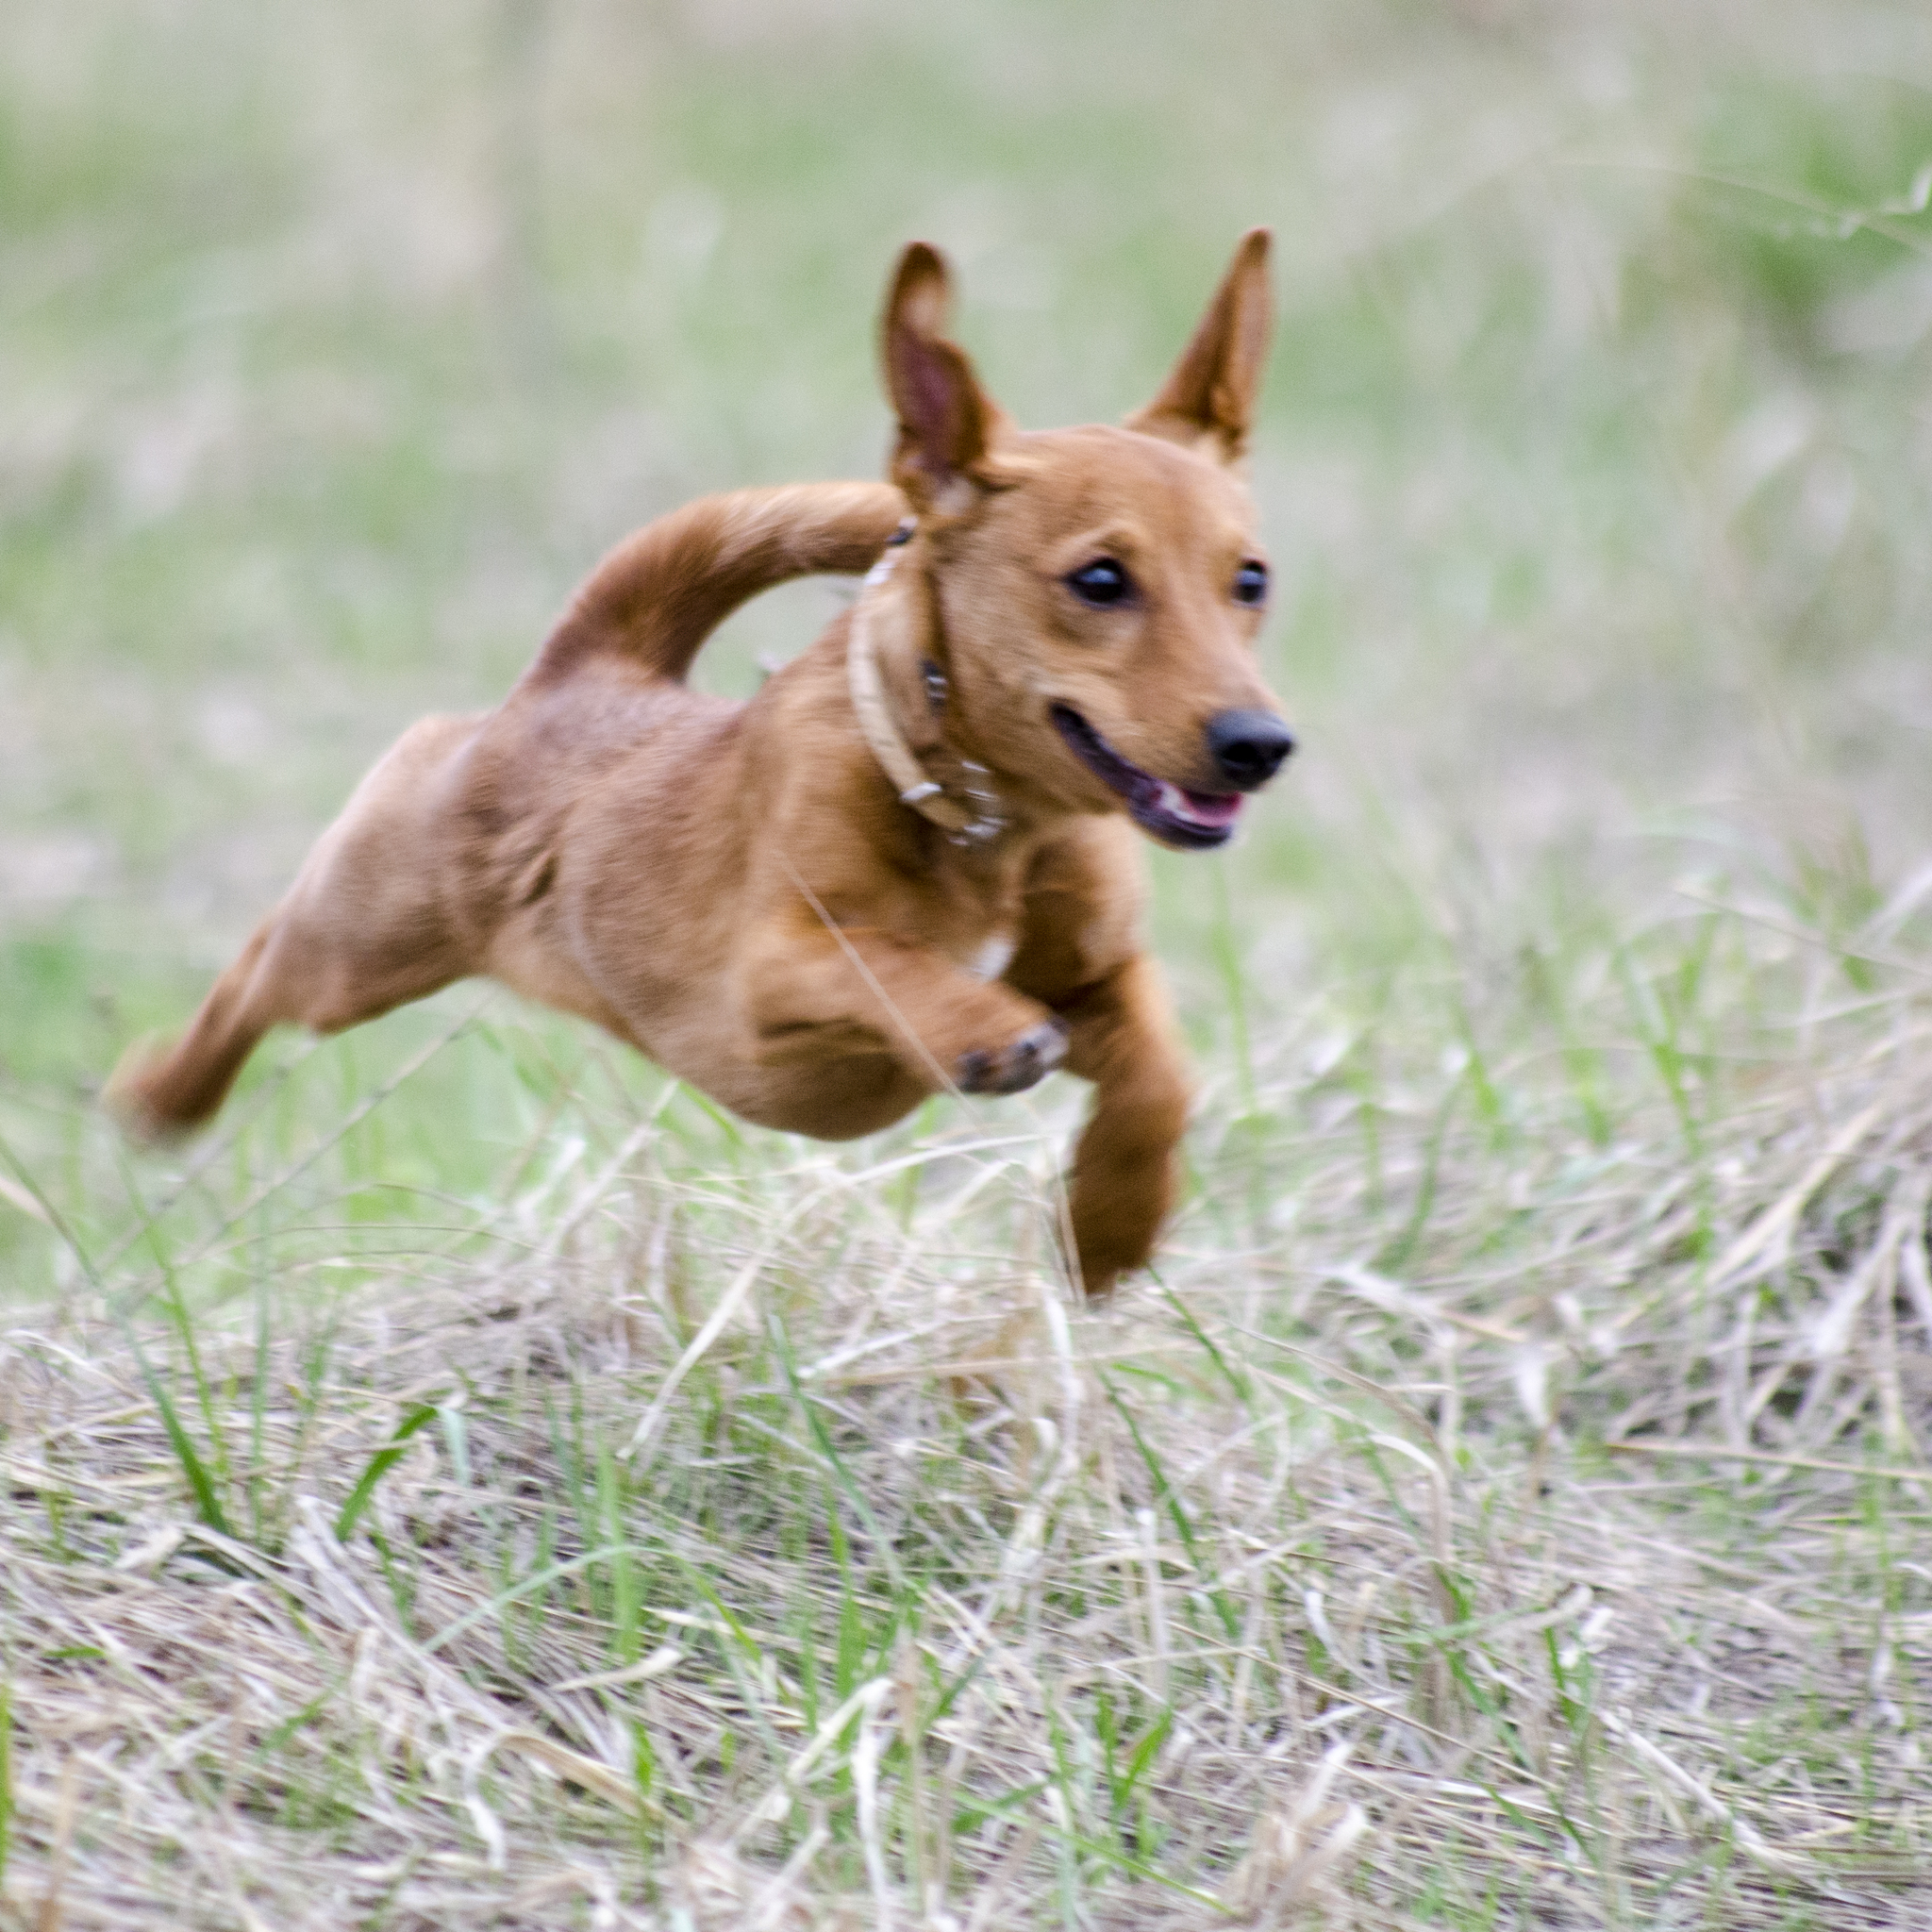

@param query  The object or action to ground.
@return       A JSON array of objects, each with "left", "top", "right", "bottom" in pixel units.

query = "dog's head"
[{"left": 880, "top": 232, "right": 1292, "bottom": 852}]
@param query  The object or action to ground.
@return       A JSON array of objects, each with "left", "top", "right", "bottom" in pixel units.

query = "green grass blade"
[
  {"left": 128, "top": 1336, "right": 233, "bottom": 1541},
  {"left": 334, "top": 1401, "right": 442, "bottom": 1541},
  {"left": 0, "top": 1683, "right": 11, "bottom": 1892},
  {"left": 422, "top": 1544, "right": 626, "bottom": 1656}
]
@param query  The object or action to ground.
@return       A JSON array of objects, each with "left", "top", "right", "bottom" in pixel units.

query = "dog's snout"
[{"left": 1205, "top": 708, "right": 1295, "bottom": 791}]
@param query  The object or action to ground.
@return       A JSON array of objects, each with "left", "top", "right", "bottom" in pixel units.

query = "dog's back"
[{"left": 108, "top": 481, "right": 907, "bottom": 1136}]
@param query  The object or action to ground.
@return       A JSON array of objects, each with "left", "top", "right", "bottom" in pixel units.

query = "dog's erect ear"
[
  {"left": 1124, "top": 228, "right": 1273, "bottom": 463},
  {"left": 881, "top": 242, "right": 1008, "bottom": 513}
]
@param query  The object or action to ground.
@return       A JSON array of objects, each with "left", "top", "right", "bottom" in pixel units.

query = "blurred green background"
[{"left": 5, "top": 0, "right": 1931, "bottom": 1288}]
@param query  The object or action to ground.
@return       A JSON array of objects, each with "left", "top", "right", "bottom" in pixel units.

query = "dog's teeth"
[{"left": 1155, "top": 780, "right": 1218, "bottom": 826}]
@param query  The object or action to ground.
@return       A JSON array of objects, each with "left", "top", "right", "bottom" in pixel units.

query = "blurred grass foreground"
[{"left": 4, "top": 2, "right": 1932, "bottom": 1925}]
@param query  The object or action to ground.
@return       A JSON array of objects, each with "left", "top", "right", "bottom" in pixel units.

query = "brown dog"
[{"left": 109, "top": 233, "right": 1293, "bottom": 1295}]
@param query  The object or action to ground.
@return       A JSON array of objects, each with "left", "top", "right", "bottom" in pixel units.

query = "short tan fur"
[{"left": 110, "top": 233, "right": 1293, "bottom": 1297}]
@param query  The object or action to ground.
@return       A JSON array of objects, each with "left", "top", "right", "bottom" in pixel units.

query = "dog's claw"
[{"left": 957, "top": 1018, "right": 1068, "bottom": 1095}]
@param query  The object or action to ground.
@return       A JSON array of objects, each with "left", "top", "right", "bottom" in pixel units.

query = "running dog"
[{"left": 109, "top": 233, "right": 1294, "bottom": 1295}]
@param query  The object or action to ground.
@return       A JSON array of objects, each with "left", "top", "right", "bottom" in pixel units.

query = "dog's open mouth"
[{"left": 1049, "top": 705, "right": 1242, "bottom": 851}]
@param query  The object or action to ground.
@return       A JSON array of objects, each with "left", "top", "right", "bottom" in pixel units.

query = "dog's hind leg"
[
  {"left": 110, "top": 903, "right": 471, "bottom": 1139},
  {"left": 108, "top": 917, "right": 288, "bottom": 1136},
  {"left": 1057, "top": 955, "right": 1194, "bottom": 1297},
  {"left": 109, "top": 713, "right": 483, "bottom": 1138}
]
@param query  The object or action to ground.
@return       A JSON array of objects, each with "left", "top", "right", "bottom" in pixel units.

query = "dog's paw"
[
  {"left": 102, "top": 1041, "right": 189, "bottom": 1146},
  {"left": 957, "top": 1017, "right": 1068, "bottom": 1095}
]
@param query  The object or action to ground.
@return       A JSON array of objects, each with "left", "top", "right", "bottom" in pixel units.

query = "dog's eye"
[
  {"left": 1065, "top": 558, "right": 1133, "bottom": 608},
  {"left": 1232, "top": 559, "right": 1269, "bottom": 607}
]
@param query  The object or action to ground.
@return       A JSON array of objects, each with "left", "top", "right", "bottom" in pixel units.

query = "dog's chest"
[
  {"left": 938, "top": 858, "right": 1028, "bottom": 983},
  {"left": 963, "top": 931, "right": 1016, "bottom": 982}
]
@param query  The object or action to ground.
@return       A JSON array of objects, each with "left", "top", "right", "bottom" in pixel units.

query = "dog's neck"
[{"left": 847, "top": 530, "right": 1014, "bottom": 850}]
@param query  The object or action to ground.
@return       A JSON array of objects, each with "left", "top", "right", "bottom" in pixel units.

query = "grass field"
[{"left": 5, "top": 1, "right": 1932, "bottom": 1924}]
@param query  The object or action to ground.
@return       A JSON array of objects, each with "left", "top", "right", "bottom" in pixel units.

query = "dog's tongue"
[{"left": 1154, "top": 780, "right": 1242, "bottom": 831}]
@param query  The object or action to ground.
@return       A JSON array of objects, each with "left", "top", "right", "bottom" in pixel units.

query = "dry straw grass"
[{"left": 3, "top": 941, "right": 1929, "bottom": 1926}]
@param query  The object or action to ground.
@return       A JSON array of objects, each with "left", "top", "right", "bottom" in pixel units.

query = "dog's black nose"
[{"left": 1205, "top": 709, "right": 1295, "bottom": 791}]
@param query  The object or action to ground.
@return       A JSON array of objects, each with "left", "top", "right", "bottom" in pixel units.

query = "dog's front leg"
[
  {"left": 1057, "top": 954, "right": 1194, "bottom": 1297},
  {"left": 741, "top": 930, "right": 1068, "bottom": 1096}
]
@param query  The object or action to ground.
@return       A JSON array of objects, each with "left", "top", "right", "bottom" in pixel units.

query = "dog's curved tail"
[{"left": 527, "top": 481, "right": 907, "bottom": 687}]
